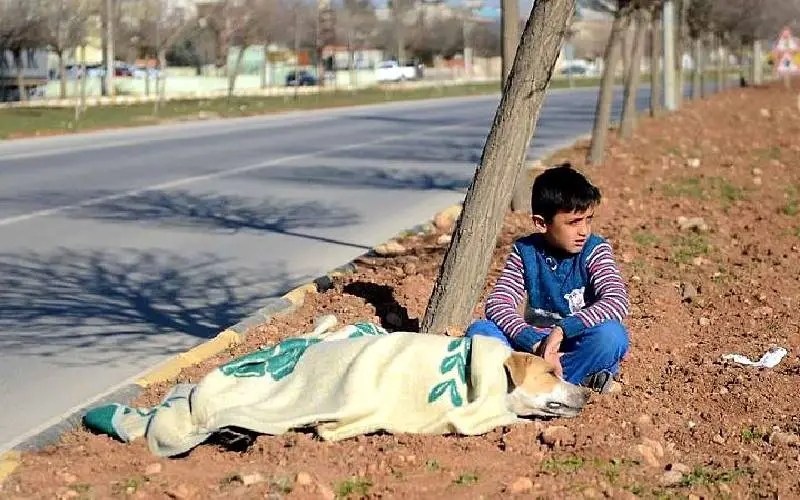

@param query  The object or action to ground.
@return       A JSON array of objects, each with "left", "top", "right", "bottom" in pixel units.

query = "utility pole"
[
  {"left": 662, "top": 0, "right": 676, "bottom": 111},
  {"left": 104, "top": 0, "right": 115, "bottom": 96}
]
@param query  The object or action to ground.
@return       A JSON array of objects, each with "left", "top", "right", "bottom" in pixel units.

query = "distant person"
[{"left": 465, "top": 164, "right": 629, "bottom": 393}]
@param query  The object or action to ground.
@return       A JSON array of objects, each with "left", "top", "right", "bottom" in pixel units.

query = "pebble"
[
  {"left": 296, "top": 472, "right": 313, "bottom": 486},
  {"left": 374, "top": 240, "right": 406, "bottom": 256},
  {"left": 402, "top": 262, "right": 417, "bottom": 275},
  {"left": 753, "top": 176, "right": 762, "bottom": 186},
  {"left": 752, "top": 167, "right": 763, "bottom": 176},
  {"left": 165, "top": 484, "right": 191, "bottom": 499},
  {"left": 660, "top": 470, "right": 684, "bottom": 485},
  {"left": 686, "top": 158, "right": 701, "bottom": 168},
  {"left": 677, "top": 216, "right": 709, "bottom": 232},
  {"left": 237, "top": 472, "right": 266, "bottom": 486},
  {"left": 145, "top": 463, "right": 163, "bottom": 475},
  {"left": 509, "top": 476, "right": 534, "bottom": 494},
  {"left": 667, "top": 462, "right": 691, "bottom": 474},
  {"left": 718, "top": 386, "right": 730, "bottom": 395},
  {"left": 712, "top": 434, "right": 726, "bottom": 445},
  {"left": 541, "top": 425, "right": 575, "bottom": 447},
  {"left": 769, "top": 430, "right": 800, "bottom": 446},
  {"left": 688, "top": 494, "right": 702, "bottom": 500},
  {"left": 436, "top": 234, "right": 452, "bottom": 245},
  {"left": 699, "top": 317, "right": 711, "bottom": 327},
  {"left": 680, "top": 283, "right": 699, "bottom": 302},
  {"left": 760, "top": 108, "right": 771, "bottom": 118}
]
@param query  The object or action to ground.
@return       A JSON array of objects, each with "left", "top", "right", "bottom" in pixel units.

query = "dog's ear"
[{"left": 504, "top": 352, "right": 534, "bottom": 387}]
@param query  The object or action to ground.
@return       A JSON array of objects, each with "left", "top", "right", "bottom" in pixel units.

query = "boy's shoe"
[{"left": 581, "top": 370, "right": 616, "bottom": 394}]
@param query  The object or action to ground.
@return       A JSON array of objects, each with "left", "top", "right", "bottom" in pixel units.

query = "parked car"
[
  {"left": 285, "top": 71, "right": 318, "bottom": 86},
  {"left": 375, "top": 60, "right": 417, "bottom": 82}
]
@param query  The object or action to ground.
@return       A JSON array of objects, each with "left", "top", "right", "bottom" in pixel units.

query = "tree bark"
[
  {"left": 619, "top": 8, "right": 648, "bottom": 139},
  {"left": 649, "top": 8, "right": 661, "bottom": 117},
  {"left": 419, "top": 0, "right": 577, "bottom": 335},
  {"left": 673, "top": 0, "right": 685, "bottom": 109},
  {"left": 691, "top": 37, "right": 702, "bottom": 99},
  {"left": 716, "top": 40, "right": 725, "bottom": 92},
  {"left": 586, "top": 7, "right": 629, "bottom": 165},
  {"left": 500, "top": 0, "right": 519, "bottom": 89}
]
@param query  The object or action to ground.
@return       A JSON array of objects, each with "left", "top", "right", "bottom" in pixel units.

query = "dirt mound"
[{"left": 3, "top": 83, "right": 799, "bottom": 499}]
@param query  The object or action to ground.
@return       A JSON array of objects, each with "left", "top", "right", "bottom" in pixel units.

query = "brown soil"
[{"left": 3, "top": 83, "right": 800, "bottom": 500}]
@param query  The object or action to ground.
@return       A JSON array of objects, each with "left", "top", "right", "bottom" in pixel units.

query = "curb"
[{"left": 0, "top": 136, "right": 586, "bottom": 485}]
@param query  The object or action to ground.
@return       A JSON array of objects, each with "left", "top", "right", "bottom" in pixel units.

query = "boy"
[{"left": 466, "top": 164, "right": 629, "bottom": 393}]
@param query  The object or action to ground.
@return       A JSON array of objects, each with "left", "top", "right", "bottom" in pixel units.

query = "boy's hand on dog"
[{"left": 541, "top": 327, "right": 565, "bottom": 378}]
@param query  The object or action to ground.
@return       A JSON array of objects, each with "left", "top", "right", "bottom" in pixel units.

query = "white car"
[{"left": 376, "top": 60, "right": 417, "bottom": 82}]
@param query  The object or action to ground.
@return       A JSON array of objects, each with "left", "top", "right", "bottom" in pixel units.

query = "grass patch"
[
  {"left": 111, "top": 476, "right": 149, "bottom": 495},
  {"left": 740, "top": 426, "right": 767, "bottom": 443},
  {"left": 662, "top": 177, "right": 705, "bottom": 199},
  {"left": 335, "top": 477, "right": 372, "bottom": 498},
  {"left": 591, "top": 458, "right": 640, "bottom": 484},
  {"left": 781, "top": 185, "right": 798, "bottom": 216},
  {"left": 0, "top": 77, "right": 601, "bottom": 140},
  {"left": 453, "top": 472, "right": 479, "bottom": 485},
  {"left": 271, "top": 475, "right": 293, "bottom": 494},
  {"left": 543, "top": 456, "right": 585, "bottom": 474},
  {"left": 425, "top": 459, "right": 440, "bottom": 472},
  {"left": 709, "top": 177, "right": 746, "bottom": 206},
  {"left": 671, "top": 233, "right": 710, "bottom": 264},
  {"left": 632, "top": 229, "right": 660, "bottom": 247},
  {"left": 678, "top": 466, "right": 751, "bottom": 487}
]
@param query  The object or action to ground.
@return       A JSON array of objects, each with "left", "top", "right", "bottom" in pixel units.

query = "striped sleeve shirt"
[{"left": 485, "top": 242, "right": 629, "bottom": 342}]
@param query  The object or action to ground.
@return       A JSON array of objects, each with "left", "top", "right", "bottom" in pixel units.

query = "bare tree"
[
  {"left": 0, "top": 0, "right": 45, "bottom": 102},
  {"left": 619, "top": 5, "right": 649, "bottom": 138},
  {"left": 390, "top": 0, "right": 414, "bottom": 62},
  {"left": 420, "top": 0, "right": 577, "bottom": 334},
  {"left": 42, "top": 0, "right": 91, "bottom": 99},
  {"left": 586, "top": 0, "right": 634, "bottom": 165}
]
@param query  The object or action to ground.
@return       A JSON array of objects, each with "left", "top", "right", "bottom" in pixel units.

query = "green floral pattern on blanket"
[
  {"left": 219, "top": 322, "right": 388, "bottom": 380},
  {"left": 427, "top": 338, "right": 471, "bottom": 407},
  {"left": 220, "top": 337, "right": 323, "bottom": 380}
]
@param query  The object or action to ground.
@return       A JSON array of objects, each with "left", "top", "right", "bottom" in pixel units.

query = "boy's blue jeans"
[{"left": 464, "top": 319, "right": 629, "bottom": 385}]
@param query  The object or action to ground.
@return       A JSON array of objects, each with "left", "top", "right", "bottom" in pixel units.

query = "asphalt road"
[{"left": 0, "top": 84, "right": 655, "bottom": 451}]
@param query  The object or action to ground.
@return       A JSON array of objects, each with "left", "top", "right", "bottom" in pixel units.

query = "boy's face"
[{"left": 534, "top": 207, "right": 595, "bottom": 254}]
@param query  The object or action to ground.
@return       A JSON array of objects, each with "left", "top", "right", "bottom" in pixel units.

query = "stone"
[
  {"left": 753, "top": 176, "right": 762, "bottom": 186},
  {"left": 699, "top": 317, "right": 711, "bottom": 327},
  {"left": 667, "top": 463, "right": 691, "bottom": 474},
  {"left": 760, "top": 108, "right": 771, "bottom": 118},
  {"left": 402, "top": 262, "right": 417, "bottom": 275},
  {"left": 295, "top": 472, "right": 313, "bottom": 486},
  {"left": 60, "top": 472, "right": 78, "bottom": 485},
  {"left": 509, "top": 476, "right": 534, "bottom": 494},
  {"left": 166, "top": 484, "right": 191, "bottom": 499},
  {"left": 235, "top": 472, "right": 266, "bottom": 486},
  {"left": 145, "top": 463, "right": 163, "bottom": 475},
  {"left": 755, "top": 306, "right": 773, "bottom": 317},
  {"left": 712, "top": 434, "right": 726, "bottom": 445},
  {"left": 541, "top": 425, "right": 575, "bottom": 447},
  {"left": 752, "top": 167, "right": 763, "bottom": 176},
  {"left": 637, "top": 444, "right": 660, "bottom": 467},
  {"left": 688, "top": 494, "right": 702, "bottom": 500},
  {"left": 686, "top": 158, "right": 701, "bottom": 168},
  {"left": 769, "top": 430, "right": 800, "bottom": 446},
  {"left": 433, "top": 205, "right": 462, "bottom": 232},
  {"left": 677, "top": 216, "right": 709, "bottom": 232},
  {"left": 718, "top": 386, "right": 730, "bottom": 395},
  {"left": 317, "top": 483, "right": 336, "bottom": 500},
  {"left": 680, "top": 283, "right": 699, "bottom": 302},
  {"left": 660, "top": 470, "right": 684, "bottom": 486},
  {"left": 436, "top": 234, "right": 452, "bottom": 245},
  {"left": 374, "top": 240, "right": 406, "bottom": 257}
]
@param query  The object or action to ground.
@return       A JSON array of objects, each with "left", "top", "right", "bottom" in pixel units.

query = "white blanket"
[{"left": 83, "top": 321, "right": 520, "bottom": 457}]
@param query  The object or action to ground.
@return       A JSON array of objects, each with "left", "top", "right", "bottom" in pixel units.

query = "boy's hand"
[{"left": 541, "top": 327, "right": 565, "bottom": 378}]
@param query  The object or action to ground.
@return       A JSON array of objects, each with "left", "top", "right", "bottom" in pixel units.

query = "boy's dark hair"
[{"left": 531, "top": 163, "right": 601, "bottom": 222}]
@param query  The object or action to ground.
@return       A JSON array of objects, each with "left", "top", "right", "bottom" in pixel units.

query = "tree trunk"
[
  {"left": 619, "top": 8, "right": 648, "bottom": 139},
  {"left": 419, "top": 0, "right": 577, "bottom": 335},
  {"left": 500, "top": 0, "right": 519, "bottom": 89},
  {"left": 145, "top": 70, "right": 151, "bottom": 96},
  {"left": 673, "top": 0, "right": 687, "bottom": 109},
  {"left": 154, "top": 49, "right": 167, "bottom": 114},
  {"left": 621, "top": 22, "right": 633, "bottom": 88},
  {"left": 261, "top": 44, "right": 269, "bottom": 89},
  {"left": 228, "top": 46, "right": 246, "bottom": 99},
  {"left": 691, "top": 37, "right": 702, "bottom": 99},
  {"left": 78, "top": 45, "right": 88, "bottom": 120},
  {"left": 58, "top": 51, "right": 68, "bottom": 99},
  {"left": 586, "top": 8, "right": 628, "bottom": 165},
  {"left": 650, "top": 8, "right": 661, "bottom": 117},
  {"left": 717, "top": 41, "right": 726, "bottom": 92},
  {"left": 753, "top": 39, "right": 763, "bottom": 85}
]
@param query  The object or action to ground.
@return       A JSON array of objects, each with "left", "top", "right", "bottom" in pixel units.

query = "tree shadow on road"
[{"left": 0, "top": 248, "right": 295, "bottom": 365}]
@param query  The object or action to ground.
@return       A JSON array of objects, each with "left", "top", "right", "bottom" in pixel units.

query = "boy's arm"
[
  {"left": 559, "top": 242, "right": 630, "bottom": 338},
  {"left": 486, "top": 246, "right": 550, "bottom": 352}
]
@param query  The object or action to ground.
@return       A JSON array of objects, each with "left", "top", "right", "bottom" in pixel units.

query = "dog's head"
[{"left": 503, "top": 352, "right": 590, "bottom": 418}]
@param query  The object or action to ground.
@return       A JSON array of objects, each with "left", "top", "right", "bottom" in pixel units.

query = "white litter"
[{"left": 722, "top": 346, "right": 788, "bottom": 368}]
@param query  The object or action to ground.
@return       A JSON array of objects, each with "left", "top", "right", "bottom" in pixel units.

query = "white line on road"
[{"left": 0, "top": 119, "right": 480, "bottom": 228}]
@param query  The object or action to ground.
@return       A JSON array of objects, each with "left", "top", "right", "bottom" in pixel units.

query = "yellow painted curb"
[
  {"left": 281, "top": 283, "right": 317, "bottom": 306},
  {"left": 0, "top": 451, "right": 21, "bottom": 484},
  {"left": 135, "top": 329, "right": 240, "bottom": 387}
]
